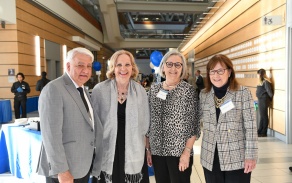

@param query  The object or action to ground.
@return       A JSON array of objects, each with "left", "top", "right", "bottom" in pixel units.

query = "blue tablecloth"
[
  {"left": 26, "top": 96, "right": 39, "bottom": 113},
  {"left": 0, "top": 100, "right": 12, "bottom": 123},
  {"left": 0, "top": 125, "right": 42, "bottom": 179}
]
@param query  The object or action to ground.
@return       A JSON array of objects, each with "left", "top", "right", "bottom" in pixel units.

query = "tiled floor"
[{"left": 1, "top": 111, "right": 292, "bottom": 183}]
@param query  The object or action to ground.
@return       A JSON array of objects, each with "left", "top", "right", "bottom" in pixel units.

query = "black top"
[
  {"left": 11, "top": 81, "right": 30, "bottom": 99},
  {"left": 256, "top": 80, "right": 273, "bottom": 99},
  {"left": 196, "top": 75, "right": 205, "bottom": 90},
  {"left": 213, "top": 81, "right": 229, "bottom": 121},
  {"left": 36, "top": 77, "right": 50, "bottom": 91},
  {"left": 112, "top": 100, "right": 127, "bottom": 182}
]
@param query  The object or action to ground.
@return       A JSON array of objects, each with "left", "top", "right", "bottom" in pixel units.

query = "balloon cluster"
[
  {"left": 92, "top": 61, "right": 101, "bottom": 71},
  {"left": 150, "top": 51, "right": 163, "bottom": 67}
]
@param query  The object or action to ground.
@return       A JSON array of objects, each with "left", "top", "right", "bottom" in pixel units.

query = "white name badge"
[
  {"left": 156, "top": 89, "right": 169, "bottom": 100},
  {"left": 220, "top": 99, "right": 235, "bottom": 114}
]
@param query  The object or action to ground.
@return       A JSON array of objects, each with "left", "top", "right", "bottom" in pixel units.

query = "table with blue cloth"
[
  {"left": 0, "top": 125, "right": 41, "bottom": 179},
  {"left": 0, "top": 99, "right": 12, "bottom": 124}
]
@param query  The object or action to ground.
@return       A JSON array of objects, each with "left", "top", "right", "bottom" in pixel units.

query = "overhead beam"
[
  {"left": 116, "top": 1, "right": 209, "bottom": 13},
  {"left": 119, "top": 38, "right": 181, "bottom": 49}
]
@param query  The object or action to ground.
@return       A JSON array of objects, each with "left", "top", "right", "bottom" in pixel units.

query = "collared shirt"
[{"left": 67, "top": 73, "right": 94, "bottom": 129}]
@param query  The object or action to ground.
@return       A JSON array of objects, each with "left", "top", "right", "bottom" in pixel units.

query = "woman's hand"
[
  {"left": 244, "top": 159, "right": 256, "bottom": 173},
  {"left": 179, "top": 149, "right": 190, "bottom": 172},
  {"left": 146, "top": 149, "right": 152, "bottom": 167}
]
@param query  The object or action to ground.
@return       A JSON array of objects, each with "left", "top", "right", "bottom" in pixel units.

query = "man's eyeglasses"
[
  {"left": 75, "top": 64, "right": 92, "bottom": 70},
  {"left": 209, "top": 68, "right": 229, "bottom": 75},
  {"left": 165, "top": 62, "right": 183, "bottom": 69},
  {"left": 115, "top": 63, "right": 132, "bottom": 68}
]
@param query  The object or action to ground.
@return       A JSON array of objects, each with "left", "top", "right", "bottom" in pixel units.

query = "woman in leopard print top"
[{"left": 146, "top": 49, "right": 201, "bottom": 183}]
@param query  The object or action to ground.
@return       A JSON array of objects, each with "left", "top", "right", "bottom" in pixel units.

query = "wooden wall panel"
[
  {"left": 0, "top": 42, "right": 18, "bottom": 53},
  {"left": 270, "top": 109, "right": 285, "bottom": 134},
  {"left": 0, "top": 53, "right": 18, "bottom": 65},
  {"left": 0, "top": 30, "right": 17, "bottom": 41},
  {"left": 0, "top": 0, "right": 108, "bottom": 110},
  {"left": 189, "top": 0, "right": 287, "bottom": 134}
]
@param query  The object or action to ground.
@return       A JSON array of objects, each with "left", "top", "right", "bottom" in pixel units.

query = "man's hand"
[{"left": 58, "top": 170, "right": 74, "bottom": 183}]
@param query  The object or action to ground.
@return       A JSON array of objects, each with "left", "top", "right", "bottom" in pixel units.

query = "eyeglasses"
[
  {"left": 209, "top": 68, "right": 229, "bottom": 75},
  {"left": 115, "top": 63, "right": 132, "bottom": 68},
  {"left": 165, "top": 62, "right": 183, "bottom": 69},
  {"left": 75, "top": 64, "right": 92, "bottom": 70}
]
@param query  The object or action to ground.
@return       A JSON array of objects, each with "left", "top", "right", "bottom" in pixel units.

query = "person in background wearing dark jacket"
[
  {"left": 195, "top": 70, "right": 205, "bottom": 97},
  {"left": 36, "top": 71, "right": 50, "bottom": 92},
  {"left": 11, "top": 72, "right": 30, "bottom": 119},
  {"left": 256, "top": 68, "right": 273, "bottom": 137}
]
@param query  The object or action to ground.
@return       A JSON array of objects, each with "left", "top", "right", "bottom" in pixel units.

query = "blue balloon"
[
  {"left": 150, "top": 51, "right": 163, "bottom": 67},
  {"left": 93, "top": 61, "right": 101, "bottom": 71},
  {"left": 151, "top": 69, "right": 155, "bottom": 73}
]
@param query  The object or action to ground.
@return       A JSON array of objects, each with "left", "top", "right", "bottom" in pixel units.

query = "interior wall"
[
  {"left": 183, "top": 0, "right": 287, "bottom": 135},
  {"left": 0, "top": 0, "right": 111, "bottom": 109}
]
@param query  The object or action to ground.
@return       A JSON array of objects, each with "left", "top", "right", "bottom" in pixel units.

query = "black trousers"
[
  {"left": 203, "top": 147, "right": 251, "bottom": 183},
  {"left": 152, "top": 155, "right": 193, "bottom": 183},
  {"left": 257, "top": 97, "right": 270, "bottom": 135},
  {"left": 14, "top": 97, "right": 27, "bottom": 119}
]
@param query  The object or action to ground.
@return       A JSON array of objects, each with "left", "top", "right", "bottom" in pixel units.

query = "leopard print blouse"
[{"left": 147, "top": 80, "right": 201, "bottom": 157}]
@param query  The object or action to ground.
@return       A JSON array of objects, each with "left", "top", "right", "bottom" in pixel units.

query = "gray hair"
[
  {"left": 66, "top": 47, "right": 94, "bottom": 63},
  {"left": 158, "top": 49, "right": 188, "bottom": 79}
]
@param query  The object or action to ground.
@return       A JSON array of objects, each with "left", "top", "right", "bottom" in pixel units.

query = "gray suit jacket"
[
  {"left": 37, "top": 73, "right": 103, "bottom": 178},
  {"left": 199, "top": 86, "right": 258, "bottom": 171}
]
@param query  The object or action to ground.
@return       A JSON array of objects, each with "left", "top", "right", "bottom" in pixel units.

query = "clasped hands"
[{"left": 17, "top": 87, "right": 23, "bottom": 92}]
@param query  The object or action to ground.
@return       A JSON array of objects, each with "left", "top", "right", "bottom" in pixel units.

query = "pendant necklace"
[
  {"left": 214, "top": 93, "right": 227, "bottom": 108},
  {"left": 164, "top": 80, "right": 180, "bottom": 88},
  {"left": 118, "top": 89, "right": 128, "bottom": 103}
]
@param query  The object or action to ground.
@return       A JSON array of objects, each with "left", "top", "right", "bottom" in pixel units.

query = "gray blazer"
[
  {"left": 200, "top": 86, "right": 258, "bottom": 171},
  {"left": 37, "top": 73, "right": 103, "bottom": 178}
]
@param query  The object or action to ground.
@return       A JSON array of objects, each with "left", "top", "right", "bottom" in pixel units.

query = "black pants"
[
  {"left": 14, "top": 97, "right": 27, "bottom": 119},
  {"left": 152, "top": 155, "right": 193, "bottom": 183},
  {"left": 203, "top": 147, "right": 251, "bottom": 183},
  {"left": 257, "top": 97, "right": 270, "bottom": 135}
]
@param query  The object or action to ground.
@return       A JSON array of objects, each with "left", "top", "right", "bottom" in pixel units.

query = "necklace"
[
  {"left": 214, "top": 93, "right": 227, "bottom": 108},
  {"left": 164, "top": 80, "right": 180, "bottom": 88},
  {"left": 117, "top": 89, "right": 128, "bottom": 103}
]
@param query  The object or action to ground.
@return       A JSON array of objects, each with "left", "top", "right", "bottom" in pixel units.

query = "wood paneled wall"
[
  {"left": 0, "top": 0, "right": 113, "bottom": 110},
  {"left": 184, "top": 0, "right": 286, "bottom": 134}
]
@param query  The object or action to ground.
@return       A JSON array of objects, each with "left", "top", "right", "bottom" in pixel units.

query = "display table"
[
  {"left": 0, "top": 99, "right": 12, "bottom": 123},
  {"left": 0, "top": 125, "right": 41, "bottom": 179}
]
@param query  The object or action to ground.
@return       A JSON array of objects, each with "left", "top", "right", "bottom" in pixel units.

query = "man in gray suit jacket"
[{"left": 37, "top": 47, "right": 103, "bottom": 183}]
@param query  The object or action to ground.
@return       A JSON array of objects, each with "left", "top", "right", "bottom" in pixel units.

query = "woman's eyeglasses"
[
  {"left": 165, "top": 62, "right": 183, "bottom": 69},
  {"left": 209, "top": 68, "right": 229, "bottom": 75}
]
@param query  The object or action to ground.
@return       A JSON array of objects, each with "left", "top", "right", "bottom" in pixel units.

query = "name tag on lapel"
[
  {"left": 220, "top": 99, "right": 235, "bottom": 114},
  {"left": 156, "top": 89, "right": 168, "bottom": 100}
]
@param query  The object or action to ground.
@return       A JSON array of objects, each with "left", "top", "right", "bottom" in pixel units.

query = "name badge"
[
  {"left": 220, "top": 99, "right": 235, "bottom": 114},
  {"left": 156, "top": 89, "right": 168, "bottom": 100}
]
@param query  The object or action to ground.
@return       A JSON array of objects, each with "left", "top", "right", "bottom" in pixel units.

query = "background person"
[
  {"left": 91, "top": 50, "right": 150, "bottom": 183},
  {"left": 256, "top": 68, "right": 273, "bottom": 137},
  {"left": 36, "top": 71, "right": 51, "bottom": 92},
  {"left": 195, "top": 70, "right": 205, "bottom": 97},
  {"left": 11, "top": 72, "right": 30, "bottom": 119},
  {"left": 37, "top": 47, "right": 103, "bottom": 183},
  {"left": 200, "top": 54, "right": 258, "bottom": 183},
  {"left": 146, "top": 49, "right": 200, "bottom": 183}
]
